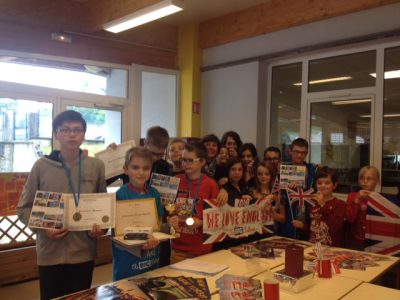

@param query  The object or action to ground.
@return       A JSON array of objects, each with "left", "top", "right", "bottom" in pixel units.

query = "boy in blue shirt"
[{"left": 112, "top": 146, "right": 165, "bottom": 281}]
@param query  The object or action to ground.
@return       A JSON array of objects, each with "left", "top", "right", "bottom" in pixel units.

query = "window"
[
  {"left": 270, "top": 63, "right": 302, "bottom": 161},
  {"left": 0, "top": 56, "right": 128, "bottom": 98},
  {"left": 382, "top": 46, "right": 400, "bottom": 195},
  {"left": 308, "top": 51, "right": 376, "bottom": 92}
]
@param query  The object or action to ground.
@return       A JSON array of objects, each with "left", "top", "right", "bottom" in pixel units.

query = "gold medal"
[
  {"left": 102, "top": 215, "right": 109, "bottom": 223},
  {"left": 73, "top": 212, "right": 82, "bottom": 222}
]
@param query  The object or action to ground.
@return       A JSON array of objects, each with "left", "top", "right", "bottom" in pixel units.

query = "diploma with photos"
[
  {"left": 113, "top": 198, "right": 173, "bottom": 247},
  {"left": 150, "top": 173, "right": 180, "bottom": 206},
  {"left": 95, "top": 140, "right": 136, "bottom": 179},
  {"left": 279, "top": 164, "right": 306, "bottom": 188},
  {"left": 28, "top": 191, "right": 116, "bottom": 231}
]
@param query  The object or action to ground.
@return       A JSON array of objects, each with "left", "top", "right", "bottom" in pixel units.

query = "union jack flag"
[
  {"left": 286, "top": 187, "right": 315, "bottom": 208},
  {"left": 364, "top": 192, "right": 400, "bottom": 257}
]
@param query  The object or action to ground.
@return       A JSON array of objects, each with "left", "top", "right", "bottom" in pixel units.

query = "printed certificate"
[
  {"left": 64, "top": 193, "right": 116, "bottom": 231},
  {"left": 115, "top": 198, "right": 160, "bottom": 236},
  {"left": 95, "top": 140, "right": 136, "bottom": 179},
  {"left": 28, "top": 191, "right": 115, "bottom": 231},
  {"left": 279, "top": 164, "right": 306, "bottom": 188}
]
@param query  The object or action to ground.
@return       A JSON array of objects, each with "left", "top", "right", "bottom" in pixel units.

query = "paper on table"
[{"left": 169, "top": 258, "right": 229, "bottom": 276}]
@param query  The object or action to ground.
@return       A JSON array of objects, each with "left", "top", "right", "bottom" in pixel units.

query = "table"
[
  {"left": 144, "top": 249, "right": 284, "bottom": 294},
  {"left": 341, "top": 282, "right": 400, "bottom": 300},
  {"left": 249, "top": 267, "right": 363, "bottom": 300},
  {"left": 304, "top": 246, "right": 400, "bottom": 283}
]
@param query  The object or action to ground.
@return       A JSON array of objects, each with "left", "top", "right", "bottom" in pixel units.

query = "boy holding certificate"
[
  {"left": 112, "top": 147, "right": 164, "bottom": 281},
  {"left": 169, "top": 143, "right": 220, "bottom": 263},
  {"left": 17, "top": 110, "right": 107, "bottom": 300}
]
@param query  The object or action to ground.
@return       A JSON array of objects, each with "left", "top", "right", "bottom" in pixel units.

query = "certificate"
[
  {"left": 115, "top": 198, "right": 160, "bottom": 236},
  {"left": 64, "top": 193, "right": 116, "bottom": 231},
  {"left": 95, "top": 140, "right": 136, "bottom": 179}
]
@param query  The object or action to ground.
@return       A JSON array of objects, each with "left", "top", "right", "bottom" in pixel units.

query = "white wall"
[
  {"left": 201, "top": 3, "right": 400, "bottom": 147},
  {"left": 202, "top": 62, "right": 259, "bottom": 144}
]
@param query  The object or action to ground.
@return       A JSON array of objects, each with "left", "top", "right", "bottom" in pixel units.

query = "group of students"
[{"left": 16, "top": 110, "right": 378, "bottom": 299}]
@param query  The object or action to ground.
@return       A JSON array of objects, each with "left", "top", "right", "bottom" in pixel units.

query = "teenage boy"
[
  {"left": 17, "top": 110, "right": 107, "bottom": 300},
  {"left": 279, "top": 138, "right": 318, "bottom": 240},
  {"left": 263, "top": 146, "right": 282, "bottom": 173},
  {"left": 169, "top": 143, "right": 219, "bottom": 263}
]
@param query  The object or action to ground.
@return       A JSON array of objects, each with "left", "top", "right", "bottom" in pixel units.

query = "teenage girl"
[
  {"left": 252, "top": 161, "right": 286, "bottom": 234},
  {"left": 239, "top": 143, "right": 259, "bottom": 189}
]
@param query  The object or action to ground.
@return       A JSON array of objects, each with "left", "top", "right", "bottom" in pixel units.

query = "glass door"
[{"left": 308, "top": 96, "right": 373, "bottom": 193}]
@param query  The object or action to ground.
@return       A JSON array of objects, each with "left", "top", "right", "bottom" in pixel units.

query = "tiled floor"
[{"left": 0, "top": 263, "right": 113, "bottom": 300}]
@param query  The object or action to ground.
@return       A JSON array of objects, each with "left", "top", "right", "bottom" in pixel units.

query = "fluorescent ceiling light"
[
  {"left": 293, "top": 76, "right": 352, "bottom": 86},
  {"left": 331, "top": 99, "right": 371, "bottom": 105},
  {"left": 360, "top": 114, "right": 400, "bottom": 118},
  {"left": 370, "top": 70, "right": 400, "bottom": 79},
  {"left": 104, "top": 0, "right": 184, "bottom": 33}
]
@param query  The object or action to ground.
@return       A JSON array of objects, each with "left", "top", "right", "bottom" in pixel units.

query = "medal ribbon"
[
  {"left": 186, "top": 174, "right": 202, "bottom": 215},
  {"left": 60, "top": 152, "right": 82, "bottom": 209}
]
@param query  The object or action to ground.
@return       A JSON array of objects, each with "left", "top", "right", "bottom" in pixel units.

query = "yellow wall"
[{"left": 178, "top": 23, "right": 202, "bottom": 137}]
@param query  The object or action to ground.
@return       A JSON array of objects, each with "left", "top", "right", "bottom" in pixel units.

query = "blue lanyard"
[
  {"left": 60, "top": 152, "right": 82, "bottom": 208},
  {"left": 186, "top": 175, "right": 202, "bottom": 215}
]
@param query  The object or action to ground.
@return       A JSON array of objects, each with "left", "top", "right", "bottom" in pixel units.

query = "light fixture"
[
  {"left": 370, "top": 70, "right": 400, "bottom": 79},
  {"left": 293, "top": 76, "right": 352, "bottom": 86},
  {"left": 103, "top": 0, "right": 184, "bottom": 33},
  {"left": 51, "top": 33, "right": 72, "bottom": 43},
  {"left": 331, "top": 98, "right": 371, "bottom": 105},
  {"left": 361, "top": 114, "right": 400, "bottom": 118}
]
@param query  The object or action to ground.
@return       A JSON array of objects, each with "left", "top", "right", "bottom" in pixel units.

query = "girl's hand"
[
  {"left": 358, "top": 190, "right": 370, "bottom": 199},
  {"left": 218, "top": 177, "right": 229, "bottom": 186},
  {"left": 142, "top": 235, "right": 160, "bottom": 250},
  {"left": 46, "top": 228, "right": 69, "bottom": 239},
  {"left": 216, "top": 189, "right": 228, "bottom": 206},
  {"left": 292, "top": 220, "right": 305, "bottom": 229},
  {"left": 228, "top": 148, "right": 238, "bottom": 158}
]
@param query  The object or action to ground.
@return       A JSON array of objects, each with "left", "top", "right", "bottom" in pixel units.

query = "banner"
[
  {"left": 0, "top": 172, "right": 29, "bottom": 216},
  {"left": 203, "top": 198, "right": 274, "bottom": 244}
]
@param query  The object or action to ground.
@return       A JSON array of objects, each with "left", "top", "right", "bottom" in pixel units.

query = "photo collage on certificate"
[
  {"left": 150, "top": 173, "right": 180, "bottom": 206},
  {"left": 29, "top": 191, "right": 64, "bottom": 230},
  {"left": 279, "top": 164, "right": 306, "bottom": 188}
]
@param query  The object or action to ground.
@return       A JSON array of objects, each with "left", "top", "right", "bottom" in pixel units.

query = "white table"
[
  {"left": 304, "top": 246, "right": 400, "bottom": 283},
  {"left": 341, "top": 282, "right": 400, "bottom": 300}
]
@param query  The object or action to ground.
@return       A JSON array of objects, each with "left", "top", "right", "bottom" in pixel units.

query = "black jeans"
[{"left": 38, "top": 261, "right": 94, "bottom": 300}]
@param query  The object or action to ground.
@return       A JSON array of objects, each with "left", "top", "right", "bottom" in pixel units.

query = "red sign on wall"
[{"left": 192, "top": 102, "right": 201, "bottom": 114}]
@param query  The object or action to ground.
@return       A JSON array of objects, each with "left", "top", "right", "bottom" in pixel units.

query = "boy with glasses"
[
  {"left": 168, "top": 143, "right": 219, "bottom": 263},
  {"left": 17, "top": 110, "right": 107, "bottom": 300},
  {"left": 279, "top": 138, "right": 318, "bottom": 240},
  {"left": 263, "top": 146, "right": 282, "bottom": 173}
]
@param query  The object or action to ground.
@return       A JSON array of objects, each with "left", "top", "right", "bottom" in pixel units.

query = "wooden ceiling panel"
[{"left": 199, "top": 0, "right": 400, "bottom": 48}]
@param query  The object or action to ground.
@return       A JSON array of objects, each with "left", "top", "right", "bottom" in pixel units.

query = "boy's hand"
[
  {"left": 142, "top": 235, "right": 159, "bottom": 250},
  {"left": 313, "top": 191, "right": 324, "bottom": 206},
  {"left": 292, "top": 220, "right": 305, "bottom": 229},
  {"left": 107, "top": 143, "right": 118, "bottom": 150},
  {"left": 46, "top": 228, "right": 69, "bottom": 239},
  {"left": 218, "top": 177, "right": 228, "bottom": 186},
  {"left": 168, "top": 215, "right": 179, "bottom": 229},
  {"left": 88, "top": 224, "right": 106, "bottom": 238}
]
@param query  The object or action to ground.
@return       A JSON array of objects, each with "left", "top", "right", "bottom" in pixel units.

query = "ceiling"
[{"left": 0, "top": 0, "right": 270, "bottom": 33}]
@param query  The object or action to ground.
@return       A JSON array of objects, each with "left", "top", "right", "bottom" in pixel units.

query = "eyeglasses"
[
  {"left": 180, "top": 158, "right": 201, "bottom": 165},
  {"left": 57, "top": 127, "right": 85, "bottom": 135},
  {"left": 264, "top": 157, "right": 280, "bottom": 162},
  {"left": 292, "top": 150, "right": 308, "bottom": 156}
]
